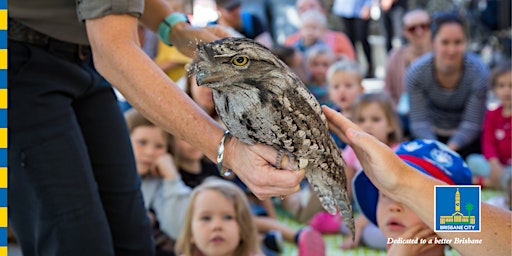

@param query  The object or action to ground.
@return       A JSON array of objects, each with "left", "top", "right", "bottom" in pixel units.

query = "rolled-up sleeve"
[{"left": 77, "top": 0, "right": 144, "bottom": 21}]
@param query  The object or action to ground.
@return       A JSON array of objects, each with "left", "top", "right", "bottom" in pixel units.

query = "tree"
[{"left": 465, "top": 203, "right": 474, "bottom": 221}]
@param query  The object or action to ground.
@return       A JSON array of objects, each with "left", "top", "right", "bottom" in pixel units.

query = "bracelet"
[
  {"left": 217, "top": 130, "right": 233, "bottom": 177},
  {"left": 157, "top": 13, "right": 189, "bottom": 46}
]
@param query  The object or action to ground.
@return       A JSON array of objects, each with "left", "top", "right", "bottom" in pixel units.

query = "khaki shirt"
[{"left": 9, "top": 0, "right": 143, "bottom": 45}]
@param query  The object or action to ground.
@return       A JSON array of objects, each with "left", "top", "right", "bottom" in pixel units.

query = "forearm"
[
  {"left": 155, "top": 178, "right": 192, "bottom": 238},
  {"left": 87, "top": 15, "right": 224, "bottom": 161}
]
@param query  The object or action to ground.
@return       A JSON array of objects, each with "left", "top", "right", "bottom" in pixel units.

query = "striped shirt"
[{"left": 406, "top": 52, "right": 489, "bottom": 148}]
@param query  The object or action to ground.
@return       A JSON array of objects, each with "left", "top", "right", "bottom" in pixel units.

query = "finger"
[
  {"left": 243, "top": 168, "right": 305, "bottom": 199},
  {"left": 322, "top": 105, "right": 362, "bottom": 136},
  {"left": 415, "top": 226, "right": 437, "bottom": 239},
  {"left": 250, "top": 144, "right": 300, "bottom": 171},
  {"left": 249, "top": 143, "right": 279, "bottom": 166},
  {"left": 400, "top": 224, "right": 426, "bottom": 238}
]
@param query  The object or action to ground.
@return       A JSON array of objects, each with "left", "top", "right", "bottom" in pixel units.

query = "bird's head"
[{"left": 191, "top": 37, "right": 289, "bottom": 92}]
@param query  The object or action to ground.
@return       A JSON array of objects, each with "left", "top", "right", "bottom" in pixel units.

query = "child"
[
  {"left": 125, "top": 108, "right": 190, "bottom": 254},
  {"left": 304, "top": 44, "right": 336, "bottom": 107},
  {"left": 466, "top": 61, "right": 511, "bottom": 191},
  {"left": 353, "top": 139, "right": 473, "bottom": 255},
  {"left": 175, "top": 177, "right": 263, "bottom": 256},
  {"left": 311, "top": 93, "right": 402, "bottom": 251},
  {"left": 326, "top": 59, "right": 365, "bottom": 120},
  {"left": 341, "top": 93, "right": 403, "bottom": 193}
]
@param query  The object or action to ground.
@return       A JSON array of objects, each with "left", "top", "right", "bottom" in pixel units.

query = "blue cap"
[{"left": 353, "top": 139, "right": 473, "bottom": 226}]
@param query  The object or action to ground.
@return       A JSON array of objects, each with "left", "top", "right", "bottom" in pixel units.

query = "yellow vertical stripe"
[
  {"left": 0, "top": 246, "right": 7, "bottom": 256},
  {"left": 0, "top": 168, "right": 5, "bottom": 188},
  {"left": 0, "top": 129, "right": 6, "bottom": 148},
  {"left": 0, "top": 89, "right": 6, "bottom": 109},
  {"left": 0, "top": 10, "right": 6, "bottom": 30},
  {"left": 0, "top": 208, "right": 6, "bottom": 227},
  {"left": 0, "top": 50, "right": 5, "bottom": 69}
]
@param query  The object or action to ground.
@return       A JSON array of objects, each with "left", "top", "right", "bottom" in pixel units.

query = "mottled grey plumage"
[{"left": 191, "top": 37, "right": 354, "bottom": 236}]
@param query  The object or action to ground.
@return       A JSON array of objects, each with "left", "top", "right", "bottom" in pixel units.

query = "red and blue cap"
[{"left": 353, "top": 139, "right": 473, "bottom": 226}]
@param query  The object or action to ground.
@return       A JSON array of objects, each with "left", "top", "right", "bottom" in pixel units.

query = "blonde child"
[
  {"left": 467, "top": 61, "right": 511, "bottom": 192},
  {"left": 354, "top": 139, "right": 473, "bottom": 255},
  {"left": 311, "top": 93, "right": 402, "bottom": 249},
  {"left": 175, "top": 177, "right": 263, "bottom": 256},
  {"left": 305, "top": 44, "right": 336, "bottom": 107},
  {"left": 326, "top": 59, "right": 365, "bottom": 120}
]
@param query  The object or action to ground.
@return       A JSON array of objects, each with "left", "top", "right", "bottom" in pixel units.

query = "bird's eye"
[{"left": 232, "top": 56, "right": 249, "bottom": 66}]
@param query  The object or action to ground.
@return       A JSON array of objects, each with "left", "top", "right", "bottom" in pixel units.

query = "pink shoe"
[
  {"left": 297, "top": 227, "right": 325, "bottom": 256},
  {"left": 309, "top": 212, "right": 342, "bottom": 234}
]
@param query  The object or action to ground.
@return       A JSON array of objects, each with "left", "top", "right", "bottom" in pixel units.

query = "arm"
[
  {"left": 323, "top": 105, "right": 512, "bottom": 256},
  {"left": 85, "top": 13, "right": 304, "bottom": 199},
  {"left": 448, "top": 71, "right": 488, "bottom": 150}
]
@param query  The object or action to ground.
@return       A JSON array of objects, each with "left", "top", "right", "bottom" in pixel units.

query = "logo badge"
[{"left": 435, "top": 185, "right": 481, "bottom": 232}]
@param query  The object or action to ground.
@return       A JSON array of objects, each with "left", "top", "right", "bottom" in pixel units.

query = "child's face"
[
  {"left": 308, "top": 54, "right": 334, "bottom": 83},
  {"left": 494, "top": 71, "right": 512, "bottom": 108},
  {"left": 191, "top": 189, "right": 240, "bottom": 256},
  {"left": 355, "top": 102, "right": 394, "bottom": 144},
  {"left": 376, "top": 191, "right": 426, "bottom": 239},
  {"left": 130, "top": 126, "right": 168, "bottom": 175},
  {"left": 300, "top": 18, "right": 325, "bottom": 45},
  {"left": 328, "top": 71, "right": 363, "bottom": 110}
]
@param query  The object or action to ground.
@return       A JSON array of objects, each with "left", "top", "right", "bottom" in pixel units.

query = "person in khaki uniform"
[{"left": 8, "top": 0, "right": 305, "bottom": 255}]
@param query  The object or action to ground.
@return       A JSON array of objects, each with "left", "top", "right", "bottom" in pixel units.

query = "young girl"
[
  {"left": 467, "top": 61, "right": 512, "bottom": 191},
  {"left": 326, "top": 59, "right": 365, "bottom": 120},
  {"left": 304, "top": 44, "right": 336, "bottom": 107},
  {"left": 175, "top": 178, "right": 263, "bottom": 256},
  {"left": 311, "top": 93, "right": 403, "bottom": 250}
]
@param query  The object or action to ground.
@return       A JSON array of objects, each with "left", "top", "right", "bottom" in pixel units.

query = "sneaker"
[
  {"left": 263, "top": 230, "right": 283, "bottom": 253},
  {"left": 309, "top": 212, "right": 342, "bottom": 234},
  {"left": 297, "top": 227, "right": 325, "bottom": 256}
]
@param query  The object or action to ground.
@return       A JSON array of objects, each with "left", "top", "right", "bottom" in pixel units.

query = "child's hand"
[
  {"left": 150, "top": 153, "right": 179, "bottom": 180},
  {"left": 387, "top": 224, "right": 439, "bottom": 256}
]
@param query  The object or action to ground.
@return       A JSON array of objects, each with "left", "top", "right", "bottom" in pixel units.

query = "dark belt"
[{"left": 8, "top": 18, "right": 92, "bottom": 60}]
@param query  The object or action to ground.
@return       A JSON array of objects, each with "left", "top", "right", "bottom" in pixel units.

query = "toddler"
[
  {"left": 326, "top": 59, "right": 365, "bottom": 120},
  {"left": 467, "top": 61, "right": 511, "bottom": 192},
  {"left": 175, "top": 177, "right": 262, "bottom": 256},
  {"left": 305, "top": 44, "right": 336, "bottom": 107},
  {"left": 354, "top": 139, "right": 473, "bottom": 255}
]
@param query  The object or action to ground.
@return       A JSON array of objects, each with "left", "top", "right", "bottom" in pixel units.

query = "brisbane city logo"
[{"left": 435, "top": 185, "right": 481, "bottom": 232}]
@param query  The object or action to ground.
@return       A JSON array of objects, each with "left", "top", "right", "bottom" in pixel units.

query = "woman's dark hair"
[{"left": 430, "top": 11, "right": 466, "bottom": 39}]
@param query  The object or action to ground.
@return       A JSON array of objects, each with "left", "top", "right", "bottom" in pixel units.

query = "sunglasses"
[{"left": 405, "top": 23, "right": 430, "bottom": 33}]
